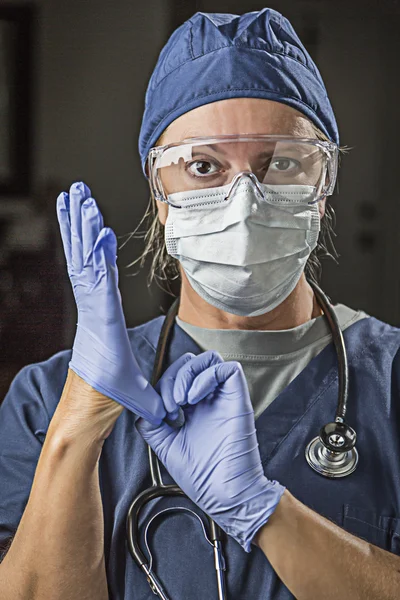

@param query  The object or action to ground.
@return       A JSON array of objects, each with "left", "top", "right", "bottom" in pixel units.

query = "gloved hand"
[
  {"left": 136, "top": 350, "right": 286, "bottom": 552},
  {"left": 56, "top": 181, "right": 166, "bottom": 425}
]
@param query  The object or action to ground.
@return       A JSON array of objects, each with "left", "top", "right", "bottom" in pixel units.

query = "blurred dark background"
[{"left": 0, "top": 0, "right": 399, "bottom": 400}]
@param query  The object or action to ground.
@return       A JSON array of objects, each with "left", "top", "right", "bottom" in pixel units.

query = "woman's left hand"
[{"left": 136, "top": 350, "right": 286, "bottom": 552}]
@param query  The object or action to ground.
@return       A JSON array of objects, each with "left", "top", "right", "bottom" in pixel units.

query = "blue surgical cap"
[{"left": 138, "top": 8, "right": 339, "bottom": 174}]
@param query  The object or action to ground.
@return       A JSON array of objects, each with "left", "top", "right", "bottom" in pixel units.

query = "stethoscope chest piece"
[
  {"left": 305, "top": 421, "right": 359, "bottom": 478},
  {"left": 304, "top": 282, "right": 359, "bottom": 478}
]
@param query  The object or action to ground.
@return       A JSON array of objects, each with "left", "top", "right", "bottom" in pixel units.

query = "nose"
[{"left": 224, "top": 171, "right": 265, "bottom": 202}]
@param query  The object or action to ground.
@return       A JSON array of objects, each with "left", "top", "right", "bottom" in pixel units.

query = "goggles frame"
[{"left": 147, "top": 134, "right": 339, "bottom": 205}]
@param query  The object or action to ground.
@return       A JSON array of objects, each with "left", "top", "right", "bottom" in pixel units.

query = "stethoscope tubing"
[
  {"left": 126, "top": 297, "right": 228, "bottom": 599},
  {"left": 126, "top": 282, "right": 358, "bottom": 597},
  {"left": 310, "top": 282, "right": 348, "bottom": 422}
]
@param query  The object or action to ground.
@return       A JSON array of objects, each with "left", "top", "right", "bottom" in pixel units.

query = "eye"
[
  {"left": 186, "top": 159, "right": 220, "bottom": 177},
  {"left": 269, "top": 157, "right": 300, "bottom": 172}
]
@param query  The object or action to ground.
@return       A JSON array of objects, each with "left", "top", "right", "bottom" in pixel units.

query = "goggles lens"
[{"left": 150, "top": 137, "right": 338, "bottom": 204}]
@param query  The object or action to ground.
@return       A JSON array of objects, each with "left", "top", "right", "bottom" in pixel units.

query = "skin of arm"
[
  {"left": 0, "top": 370, "right": 123, "bottom": 600},
  {"left": 254, "top": 489, "right": 400, "bottom": 600}
]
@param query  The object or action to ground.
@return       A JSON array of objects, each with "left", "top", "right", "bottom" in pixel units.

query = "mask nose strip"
[{"left": 224, "top": 172, "right": 265, "bottom": 202}]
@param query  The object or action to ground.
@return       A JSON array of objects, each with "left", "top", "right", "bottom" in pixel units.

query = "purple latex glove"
[
  {"left": 136, "top": 350, "right": 286, "bottom": 552},
  {"left": 56, "top": 181, "right": 166, "bottom": 425}
]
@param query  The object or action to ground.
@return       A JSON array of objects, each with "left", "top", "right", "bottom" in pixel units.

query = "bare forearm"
[
  {"left": 1, "top": 435, "right": 107, "bottom": 600},
  {"left": 255, "top": 490, "right": 400, "bottom": 600},
  {"left": 0, "top": 372, "right": 121, "bottom": 600}
]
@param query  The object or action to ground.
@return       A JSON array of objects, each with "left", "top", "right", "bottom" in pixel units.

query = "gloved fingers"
[
  {"left": 187, "top": 361, "right": 248, "bottom": 406},
  {"left": 70, "top": 181, "right": 92, "bottom": 273},
  {"left": 82, "top": 197, "right": 104, "bottom": 267},
  {"left": 215, "top": 361, "right": 253, "bottom": 411},
  {"left": 101, "top": 227, "right": 118, "bottom": 266},
  {"left": 56, "top": 192, "right": 72, "bottom": 268},
  {"left": 164, "top": 406, "right": 186, "bottom": 427},
  {"left": 186, "top": 364, "right": 221, "bottom": 405},
  {"left": 157, "top": 352, "right": 195, "bottom": 417},
  {"left": 92, "top": 227, "right": 118, "bottom": 280},
  {"left": 214, "top": 360, "right": 244, "bottom": 385},
  {"left": 135, "top": 415, "right": 176, "bottom": 458},
  {"left": 173, "top": 350, "right": 224, "bottom": 406}
]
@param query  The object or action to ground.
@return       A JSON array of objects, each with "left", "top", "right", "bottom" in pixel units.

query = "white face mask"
[{"left": 165, "top": 177, "right": 320, "bottom": 317}]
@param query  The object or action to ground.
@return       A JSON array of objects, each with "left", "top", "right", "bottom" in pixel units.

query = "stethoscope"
[{"left": 126, "top": 281, "right": 358, "bottom": 599}]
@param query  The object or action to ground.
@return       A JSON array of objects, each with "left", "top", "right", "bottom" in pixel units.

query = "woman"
[{"left": 1, "top": 8, "right": 400, "bottom": 600}]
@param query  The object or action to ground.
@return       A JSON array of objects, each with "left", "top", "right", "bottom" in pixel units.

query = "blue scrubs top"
[{"left": 1, "top": 315, "right": 400, "bottom": 599}]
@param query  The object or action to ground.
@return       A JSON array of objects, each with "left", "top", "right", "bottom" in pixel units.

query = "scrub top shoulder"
[{"left": 1, "top": 312, "right": 400, "bottom": 599}]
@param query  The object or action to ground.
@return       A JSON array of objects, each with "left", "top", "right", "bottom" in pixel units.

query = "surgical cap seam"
[
  {"left": 149, "top": 46, "right": 321, "bottom": 96},
  {"left": 188, "top": 9, "right": 283, "bottom": 45},
  {"left": 144, "top": 87, "right": 328, "bottom": 154},
  {"left": 150, "top": 44, "right": 231, "bottom": 90}
]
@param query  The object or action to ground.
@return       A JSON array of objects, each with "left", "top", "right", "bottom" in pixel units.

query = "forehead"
[{"left": 161, "top": 98, "right": 315, "bottom": 144}]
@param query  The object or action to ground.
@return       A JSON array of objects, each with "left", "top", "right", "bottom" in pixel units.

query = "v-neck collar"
[
  {"left": 142, "top": 316, "right": 340, "bottom": 467},
  {"left": 255, "top": 341, "right": 338, "bottom": 465}
]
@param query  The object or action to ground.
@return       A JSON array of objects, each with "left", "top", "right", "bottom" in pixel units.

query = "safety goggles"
[{"left": 147, "top": 135, "right": 339, "bottom": 206}]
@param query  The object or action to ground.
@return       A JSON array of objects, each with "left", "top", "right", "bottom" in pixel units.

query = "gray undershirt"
[{"left": 176, "top": 305, "right": 369, "bottom": 420}]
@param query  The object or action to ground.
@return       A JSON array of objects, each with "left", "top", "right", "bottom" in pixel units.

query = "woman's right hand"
[
  {"left": 55, "top": 182, "right": 166, "bottom": 441},
  {"left": 136, "top": 351, "right": 286, "bottom": 552}
]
